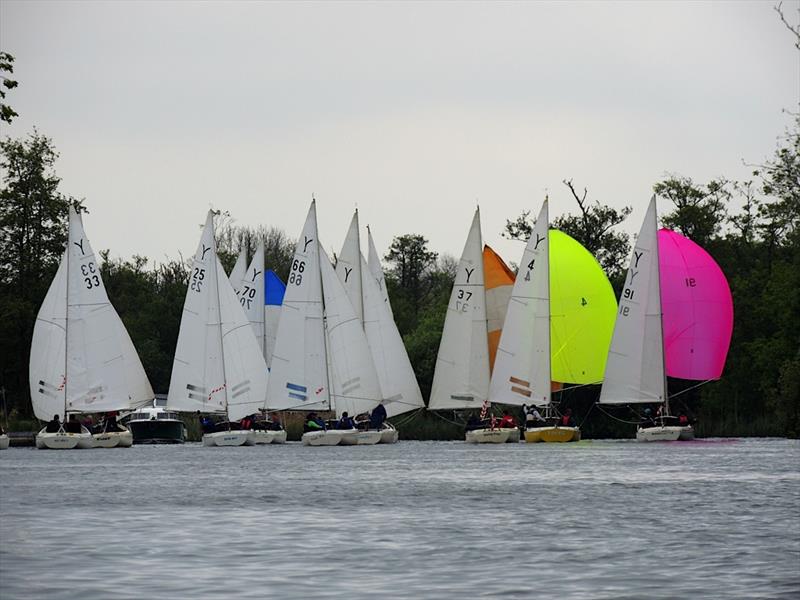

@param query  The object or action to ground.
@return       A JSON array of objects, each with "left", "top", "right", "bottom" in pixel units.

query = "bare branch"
[{"left": 775, "top": 2, "right": 800, "bottom": 50}]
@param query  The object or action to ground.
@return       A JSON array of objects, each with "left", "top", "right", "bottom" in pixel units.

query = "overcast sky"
[{"left": 1, "top": 0, "right": 798, "bottom": 268}]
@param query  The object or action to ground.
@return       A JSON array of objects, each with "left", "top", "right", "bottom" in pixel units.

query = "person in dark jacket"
[
  {"left": 45, "top": 415, "right": 61, "bottom": 433},
  {"left": 304, "top": 412, "right": 326, "bottom": 432},
  {"left": 337, "top": 412, "right": 356, "bottom": 430},
  {"left": 198, "top": 412, "right": 216, "bottom": 434},
  {"left": 370, "top": 403, "right": 387, "bottom": 429},
  {"left": 560, "top": 408, "right": 576, "bottom": 427}
]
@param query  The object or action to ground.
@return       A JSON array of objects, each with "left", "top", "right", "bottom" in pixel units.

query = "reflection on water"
[{"left": 1, "top": 439, "right": 798, "bottom": 599}]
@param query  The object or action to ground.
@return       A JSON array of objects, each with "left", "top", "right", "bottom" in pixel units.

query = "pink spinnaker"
[{"left": 658, "top": 229, "right": 733, "bottom": 380}]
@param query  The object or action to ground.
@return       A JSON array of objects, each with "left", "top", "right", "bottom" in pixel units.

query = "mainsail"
[
  {"left": 236, "top": 242, "right": 266, "bottom": 357},
  {"left": 362, "top": 253, "right": 424, "bottom": 417},
  {"left": 489, "top": 200, "right": 551, "bottom": 407},
  {"left": 335, "top": 209, "right": 364, "bottom": 323},
  {"left": 229, "top": 247, "right": 247, "bottom": 294},
  {"left": 428, "top": 207, "right": 490, "bottom": 410},
  {"left": 166, "top": 211, "right": 268, "bottom": 420},
  {"left": 599, "top": 197, "right": 666, "bottom": 404},
  {"left": 367, "top": 226, "right": 393, "bottom": 317},
  {"left": 265, "top": 201, "right": 330, "bottom": 411},
  {"left": 320, "top": 247, "right": 383, "bottom": 418},
  {"left": 29, "top": 207, "right": 154, "bottom": 420}
]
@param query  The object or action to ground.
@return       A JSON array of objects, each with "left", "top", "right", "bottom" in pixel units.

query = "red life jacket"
[{"left": 561, "top": 415, "right": 570, "bottom": 426}]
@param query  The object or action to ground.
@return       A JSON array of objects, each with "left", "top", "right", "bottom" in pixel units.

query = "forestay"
[
  {"left": 320, "top": 247, "right": 383, "bottom": 418},
  {"left": 490, "top": 200, "right": 551, "bottom": 407},
  {"left": 429, "top": 208, "right": 490, "bottom": 410},
  {"left": 599, "top": 196, "right": 665, "bottom": 405},
  {"left": 362, "top": 254, "right": 424, "bottom": 417},
  {"left": 29, "top": 207, "right": 154, "bottom": 420},
  {"left": 167, "top": 211, "right": 268, "bottom": 420},
  {"left": 266, "top": 201, "right": 330, "bottom": 411}
]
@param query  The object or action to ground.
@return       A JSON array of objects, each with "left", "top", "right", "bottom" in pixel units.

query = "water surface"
[{"left": 1, "top": 438, "right": 798, "bottom": 599}]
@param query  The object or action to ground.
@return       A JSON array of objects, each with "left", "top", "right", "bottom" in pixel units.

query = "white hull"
[
  {"left": 271, "top": 430, "right": 287, "bottom": 444},
  {"left": 636, "top": 425, "right": 682, "bottom": 442},
  {"left": 202, "top": 430, "right": 250, "bottom": 447},
  {"left": 465, "top": 428, "right": 511, "bottom": 444},
  {"left": 379, "top": 424, "right": 399, "bottom": 444},
  {"left": 0, "top": 434, "right": 9, "bottom": 450},
  {"left": 92, "top": 429, "right": 133, "bottom": 448},
  {"left": 301, "top": 430, "right": 342, "bottom": 446},
  {"left": 679, "top": 425, "right": 695, "bottom": 440},
  {"left": 36, "top": 427, "right": 94, "bottom": 449},
  {"left": 505, "top": 428, "right": 520, "bottom": 443},
  {"left": 355, "top": 430, "right": 383, "bottom": 445},
  {"left": 338, "top": 429, "right": 360, "bottom": 445},
  {"left": 247, "top": 429, "right": 275, "bottom": 445}
]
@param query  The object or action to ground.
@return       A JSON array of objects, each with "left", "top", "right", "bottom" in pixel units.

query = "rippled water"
[{"left": 1, "top": 438, "right": 798, "bottom": 599}]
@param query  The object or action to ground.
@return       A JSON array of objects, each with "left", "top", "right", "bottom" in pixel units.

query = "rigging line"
[
  {"left": 391, "top": 408, "right": 424, "bottom": 428},
  {"left": 428, "top": 409, "right": 467, "bottom": 427},
  {"left": 595, "top": 404, "right": 644, "bottom": 425},
  {"left": 577, "top": 402, "right": 596, "bottom": 428},
  {"left": 670, "top": 380, "right": 713, "bottom": 399}
]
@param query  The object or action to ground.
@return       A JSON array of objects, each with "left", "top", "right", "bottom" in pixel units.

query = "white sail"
[
  {"left": 362, "top": 254, "right": 424, "bottom": 417},
  {"left": 237, "top": 242, "right": 266, "bottom": 357},
  {"left": 229, "top": 247, "right": 247, "bottom": 293},
  {"left": 320, "top": 247, "right": 383, "bottom": 418},
  {"left": 266, "top": 201, "right": 330, "bottom": 411},
  {"left": 167, "top": 211, "right": 268, "bottom": 419},
  {"left": 335, "top": 210, "right": 364, "bottom": 323},
  {"left": 29, "top": 208, "right": 154, "bottom": 420},
  {"left": 367, "top": 226, "right": 393, "bottom": 318},
  {"left": 599, "top": 196, "right": 665, "bottom": 404},
  {"left": 428, "top": 208, "right": 490, "bottom": 410},
  {"left": 490, "top": 200, "right": 551, "bottom": 407}
]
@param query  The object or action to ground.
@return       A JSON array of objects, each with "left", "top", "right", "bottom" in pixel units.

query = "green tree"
[
  {"left": 215, "top": 219, "right": 295, "bottom": 281},
  {"left": 384, "top": 234, "right": 438, "bottom": 319},
  {"left": 0, "top": 52, "right": 18, "bottom": 124},
  {"left": 504, "top": 181, "right": 632, "bottom": 288},
  {"left": 0, "top": 132, "right": 77, "bottom": 417},
  {"left": 654, "top": 175, "right": 730, "bottom": 247}
]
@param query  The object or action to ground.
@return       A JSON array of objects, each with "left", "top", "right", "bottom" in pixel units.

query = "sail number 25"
[
  {"left": 289, "top": 259, "right": 305, "bottom": 286},
  {"left": 190, "top": 268, "right": 205, "bottom": 292}
]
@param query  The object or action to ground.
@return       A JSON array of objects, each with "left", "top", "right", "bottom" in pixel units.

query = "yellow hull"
[{"left": 524, "top": 427, "right": 580, "bottom": 443}]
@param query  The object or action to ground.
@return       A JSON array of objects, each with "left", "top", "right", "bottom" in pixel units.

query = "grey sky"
[{"left": 1, "top": 0, "right": 797, "bottom": 269}]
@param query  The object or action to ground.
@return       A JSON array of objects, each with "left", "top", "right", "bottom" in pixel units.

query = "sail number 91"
[{"left": 289, "top": 259, "right": 305, "bottom": 286}]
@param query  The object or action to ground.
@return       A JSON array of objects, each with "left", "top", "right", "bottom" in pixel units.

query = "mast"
[
  {"left": 354, "top": 208, "right": 363, "bottom": 324},
  {"left": 652, "top": 200, "right": 669, "bottom": 419},
  {"left": 318, "top": 237, "right": 334, "bottom": 413},
  {"left": 544, "top": 202, "right": 552, "bottom": 419},
  {"left": 212, "top": 211, "right": 230, "bottom": 416},
  {"left": 63, "top": 226, "right": 70, "bottom": 421}
]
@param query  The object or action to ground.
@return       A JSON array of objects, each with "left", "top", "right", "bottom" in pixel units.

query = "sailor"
[
  {"left": 337, "top": 411, "right": 356, "bottom": 430},
  {"left": 45, "top": 414, "right": 61, "bottom": 433},
  {"left": 640, "top": 408, "right": 655, "bottom": 428},
  {"left": 370, "top": 403, "right": 387, "bottom": 430},
  {"left": 466, "top": 414, "right": 480, "bottom": 431},
  {"left": 305, "top": 412, "right": 325, "bottom": 432},
  {"left": 197, "top": 411, "right": 216, "bottom": 434},
  {"left": 65, "top": 414, "right": 82, "bottom": 433},
  {"left": 523, "top": 404, "right": 546, "bottom": 427},
  {"left": 560, "top": 408, "right": 576, "bottom": 427},
  {"left": 678, "top": 413, "right": 690, "bottom": 426},
  {"left": 499, "top": 410, "right": 517, "bottom": 428}
]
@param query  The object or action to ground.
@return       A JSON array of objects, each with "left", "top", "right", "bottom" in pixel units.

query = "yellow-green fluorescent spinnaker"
[{"left": 549, "top": 230, "right": 617, "bottom": 384}]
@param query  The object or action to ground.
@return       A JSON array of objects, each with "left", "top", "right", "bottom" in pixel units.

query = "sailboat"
[
  {"left": 265, "top": 201, "right": 385, "bottom": 446},
  {"left": 166, "top": 211, "right": 270, "bottom": 446},
  {"left": 228, "top": 247, "right": 247, "bottom": 294},
  {"left": 428, "top": 208, "right": 518, "bottom": 443},
  {"left": 335, "top": 211, "right": 425, "bottom": 442},
  {"left": 490, "top": 199, "right": 616, "bottom": 442},
  {"left": 598, "top": 196, "right": 733, "bottom": 441},
  {"left": 30, "top": 207, "right": 154, "bottom": 449}
]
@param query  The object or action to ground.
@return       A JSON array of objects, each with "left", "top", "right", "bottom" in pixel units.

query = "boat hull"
[
  {"left": 202, "top": 430, "right": 250, "bottom": 446},
  {"left": 92, "top": 429, "right": 133, "bottom": 448},
  {"left": 247, "top": 429, "right": 275, "bottom": 445},
  {"left": 35, "top": 428, "right": 93, "bottom": 449},
  {"left": 379, "top": 424, "right": 399, "bottom": 444},
  {"left": 465, "top": 428, "right": 510, "bottom": 444},
  {"left": 636, "top": 426, "right": 682, "bottom": 442},
  {"left": 129, "top": 419, "right": 185, "bottom": 444},
  {"left": 301, "top": 431, "right": 342, "bottom": 446},
  {"left": 0, "top": 434, "right": 9, "bottom": 450},
  {"left": 524, "top": 426, "right": 580, "bottom": 443},
  {"left": 678, "top": 425, "right": 695, "bottom": 441},
  {"left": 505, "top": 428, "right": 521, "bottom": 443}
]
